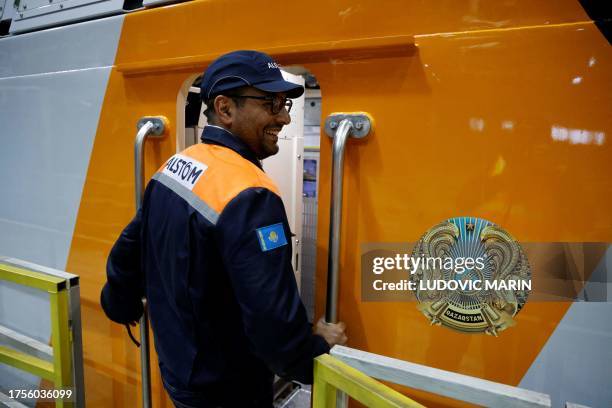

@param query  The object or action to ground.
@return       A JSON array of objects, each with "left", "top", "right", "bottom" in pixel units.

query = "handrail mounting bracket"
[
  {"left": 325, "top": 113, "right": 371, "bottom": 139},
  {"left": 137, "top": 116, "right": 167, "bottom": 136}
]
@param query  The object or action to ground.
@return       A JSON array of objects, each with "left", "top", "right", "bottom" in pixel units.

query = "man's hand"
[{"left": 314, "top": 317, "right": 348, "bottom": 347}]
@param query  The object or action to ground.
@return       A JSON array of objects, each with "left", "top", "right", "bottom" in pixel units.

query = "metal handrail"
[
  {"left": 134, "top": 116, "right": 166, "bottom": 408},
  {"left": 330, "top": 346, "right": 552, "bottom": 408},
  {"left": 324, "top": 113, "right": 372, "bottom": 323},
  {"left": 313, "top": 353, "right": 423, "bottom": 408},
  {"left": 325, "top": 119, "right": 352, "bottom": 323}
]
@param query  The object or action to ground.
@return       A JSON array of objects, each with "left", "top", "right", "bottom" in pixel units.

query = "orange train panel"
[
  {"left": 63, "top": 0, "right": 610, "bottom": 406},
  {"left": 313, "top": 20, "right": 611, "bottom": 407}
]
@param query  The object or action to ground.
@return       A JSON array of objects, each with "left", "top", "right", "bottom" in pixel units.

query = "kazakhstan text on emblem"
[{"left": 410, "top": 217, "right": 531, "bottom": 336}]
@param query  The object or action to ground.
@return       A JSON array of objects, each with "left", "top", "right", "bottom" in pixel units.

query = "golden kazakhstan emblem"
[
  {"left": 268, "top": 231, "right": 278, "bottom": 243},
  {"left": 410, "top": 217, "right": 531, "bottom": 336}
]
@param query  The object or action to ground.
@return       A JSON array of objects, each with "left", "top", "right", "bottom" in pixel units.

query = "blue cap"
[{"left": 200, "top": 50, "right": 304, "bottom": 100}]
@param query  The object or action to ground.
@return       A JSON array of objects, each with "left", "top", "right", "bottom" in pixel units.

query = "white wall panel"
[
  {"left": 0, "top": 15, "right": 122, "bottom": 394},
  {"left": 0, "top": 14, "right": 122, "bottom": 77},
  {"left": 519, "top": 247, "right": 612, "bottom": 407}
]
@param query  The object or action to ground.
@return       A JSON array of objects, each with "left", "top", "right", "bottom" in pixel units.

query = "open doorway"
[{"left": 179, "top": 69, "right": 322, "bottom": 321}]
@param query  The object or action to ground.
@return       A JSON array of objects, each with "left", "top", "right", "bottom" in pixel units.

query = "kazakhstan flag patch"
[{"left": 256, "top": 223, "right": 288, "bottom": 252}]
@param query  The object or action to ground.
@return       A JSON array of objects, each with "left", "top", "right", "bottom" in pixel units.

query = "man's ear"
[{"left": 215, "top": 95, "right": 233, "bottom": 127}]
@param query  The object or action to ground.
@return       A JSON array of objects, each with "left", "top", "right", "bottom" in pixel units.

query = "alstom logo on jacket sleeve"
[{"left": 162, "top": 154, "right": 207, "bottom": 191}]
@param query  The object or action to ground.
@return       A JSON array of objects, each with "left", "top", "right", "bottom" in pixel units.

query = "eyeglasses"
[{"left": 228, "top": 94, "right": 293, "bottom": 115}]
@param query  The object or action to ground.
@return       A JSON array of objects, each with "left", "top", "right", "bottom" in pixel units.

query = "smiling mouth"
[{"left": 265, "top": 128, "right": 281, "bottom": 140}]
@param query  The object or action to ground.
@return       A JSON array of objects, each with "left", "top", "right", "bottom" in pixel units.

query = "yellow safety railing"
[
  {"left": 313, "top": 353, "right": 425, "bottom": 408},
  {"left": 0, "top": 261, "right": 74, "bottom": 407}
]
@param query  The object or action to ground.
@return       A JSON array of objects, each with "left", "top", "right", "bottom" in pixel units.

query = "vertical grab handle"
[
  {"left": 324, "top": 113, "right": 372, "bottom": 324},
  {"left": 134, "top": 116, "right": 167, "bottom": 408}
]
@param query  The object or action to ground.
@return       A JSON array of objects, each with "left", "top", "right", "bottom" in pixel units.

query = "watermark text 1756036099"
[{"left": 7, "top": 388, "right": 74, "bottom": 402}]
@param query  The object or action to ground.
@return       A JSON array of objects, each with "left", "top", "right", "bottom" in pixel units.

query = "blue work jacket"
[{"left": 101, "top": 125, "right": 329, "bottom": 407}]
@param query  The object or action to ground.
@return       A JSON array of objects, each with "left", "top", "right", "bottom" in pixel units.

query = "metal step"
[{"left": 275, "top": 384, "right": 311, "bottom": 408}]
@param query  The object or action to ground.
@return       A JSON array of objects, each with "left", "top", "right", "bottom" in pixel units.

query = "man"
[{"left": 100, "top": 50, "right": 347, "bottom": 408}]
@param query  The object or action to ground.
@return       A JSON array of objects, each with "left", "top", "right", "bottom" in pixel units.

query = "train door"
[
  {"left": 261, "top": 71, "right": 305, "bottom": 288},
  {"left": 300, "top": 87, "right": 322, "bottom": 321}
]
